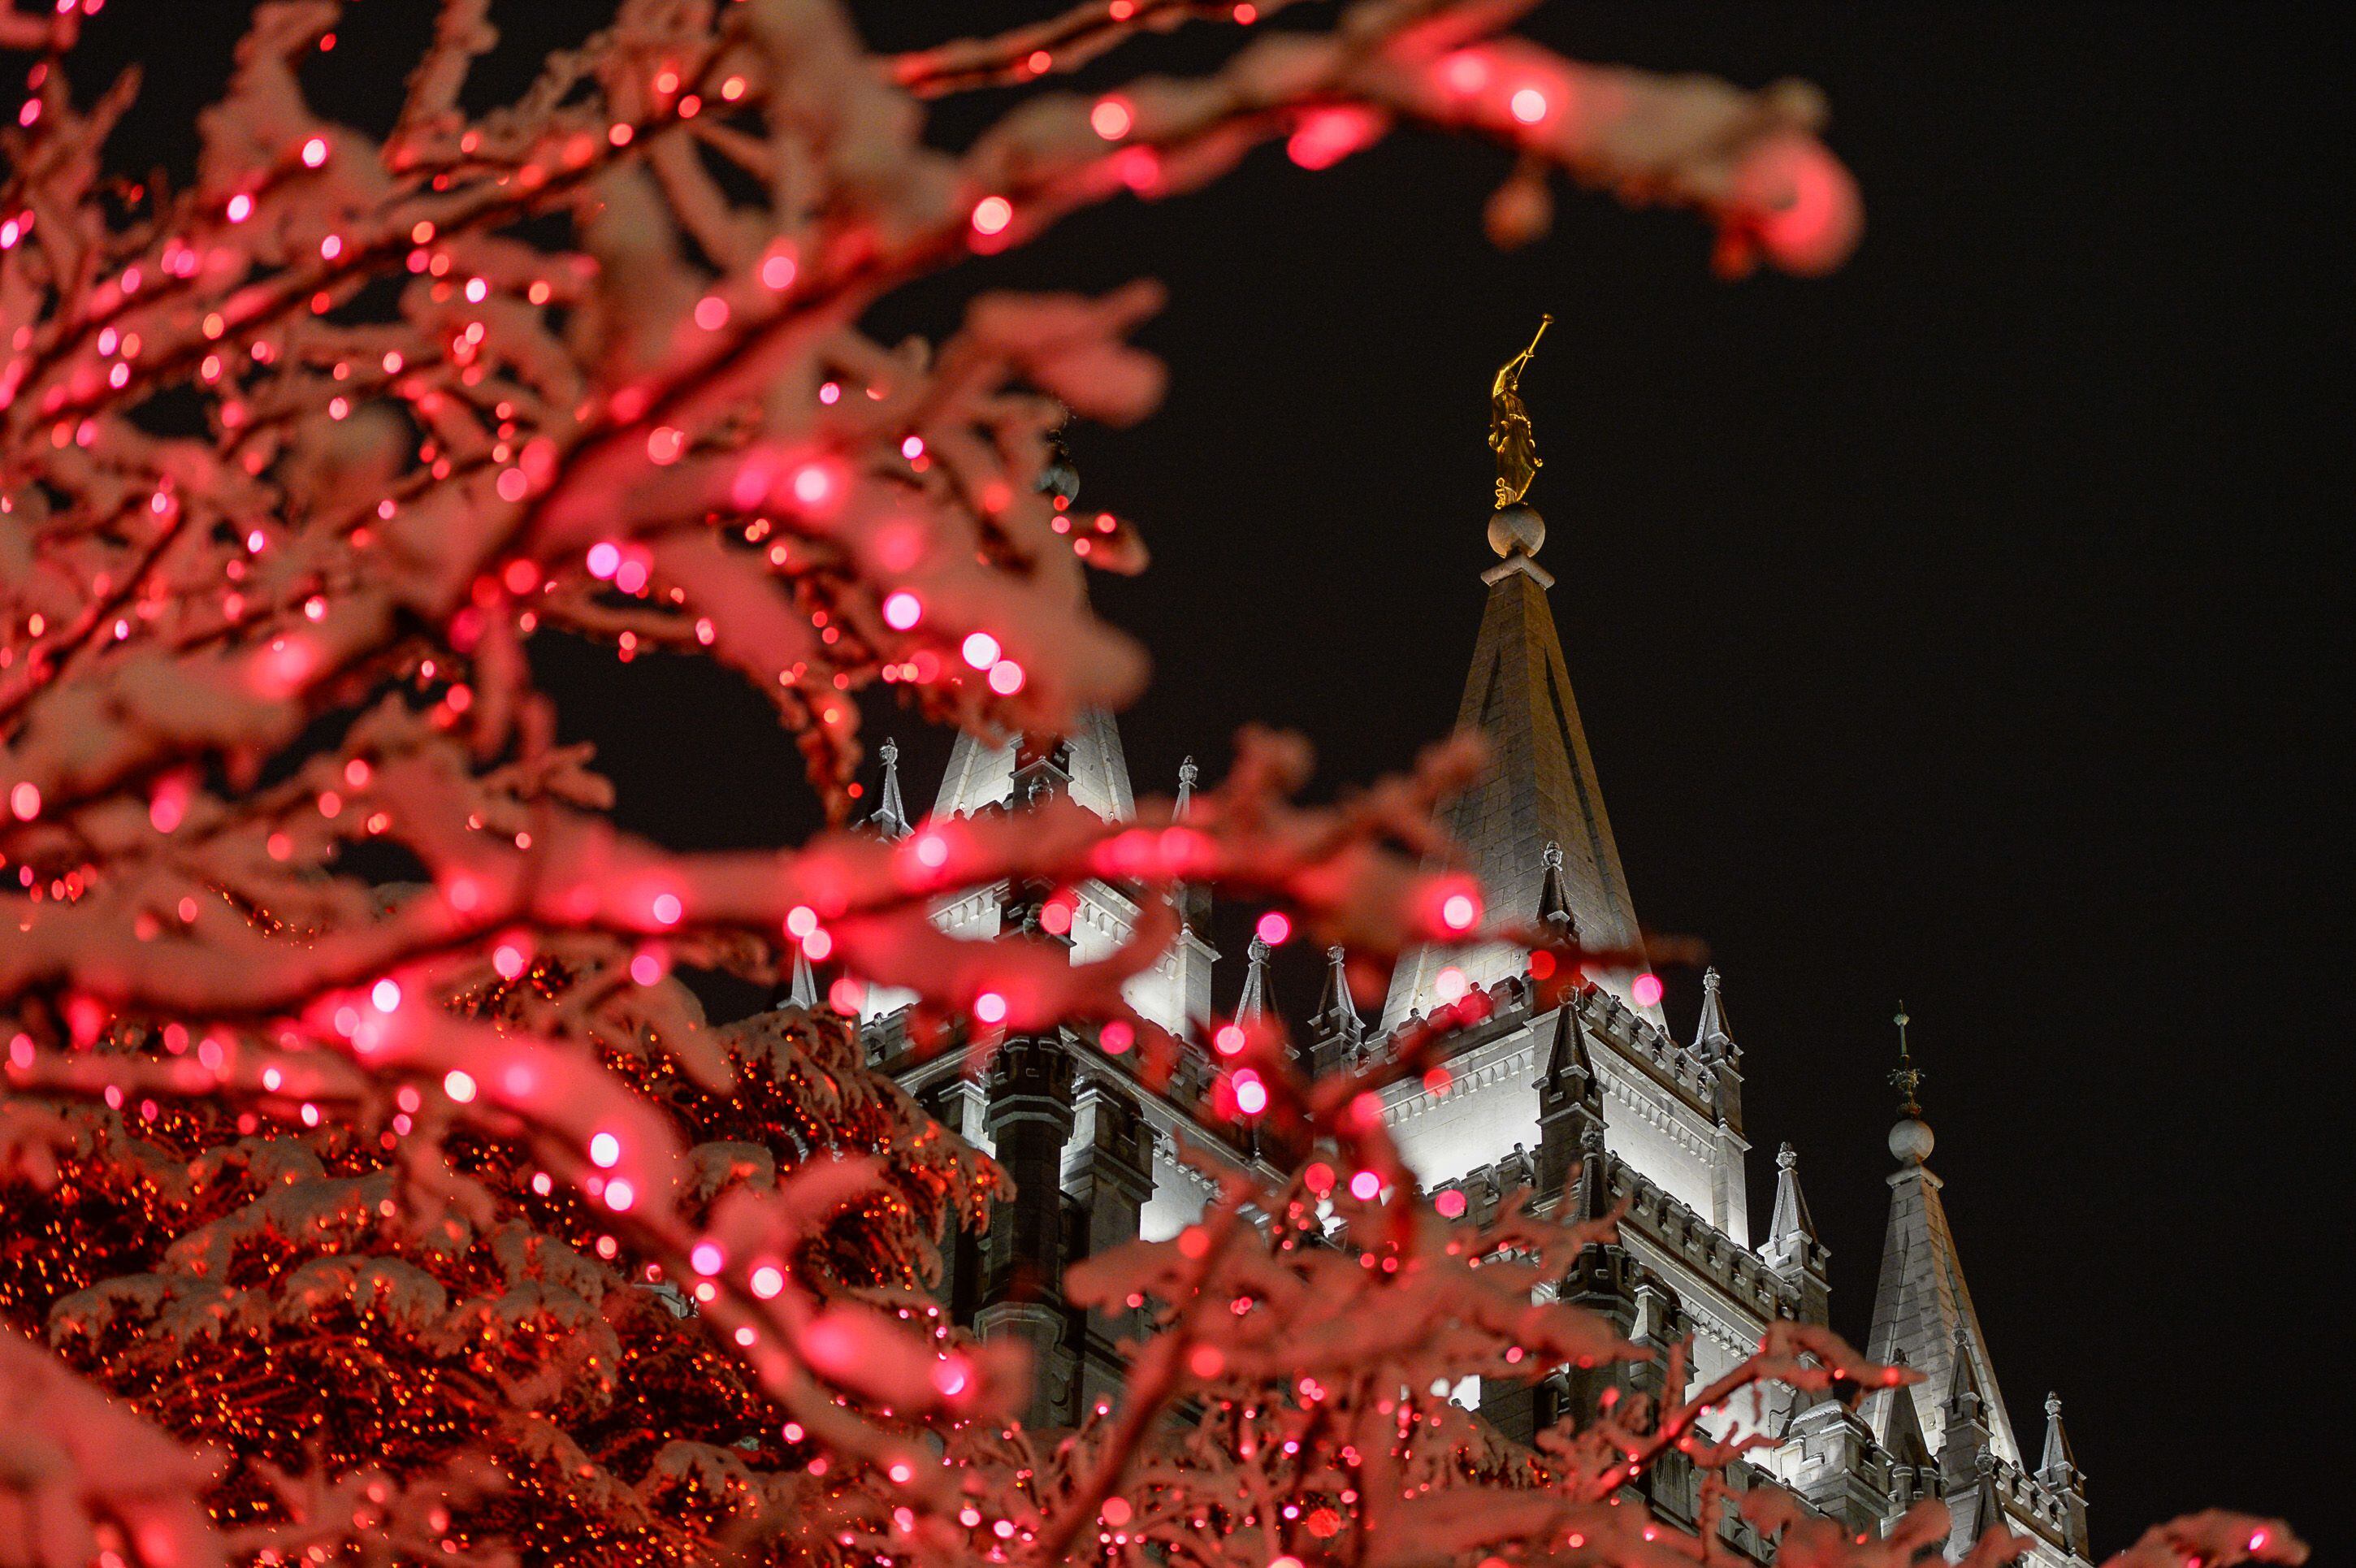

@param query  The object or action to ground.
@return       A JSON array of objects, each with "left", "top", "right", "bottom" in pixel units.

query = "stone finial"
[
  {"left": 1692, "top": 966, "right": 1735, "bottom": 1059},
  {"left": 1236, "top": 933, "right": 1271, "bottom": 1023},
  {"left": 1314, "top": 944, "right": 1362, "bottom": 1046},
  {"left": 2040, "top": 1391, "right": 2081, "bottom": 1481},
  {"left": 1173, "top": 756, "right": 1197, "bottom": 821},
  {"left": 1535, "top": 840, "right": 1576, "bottom": 939},
  {"left": 1765, "top": 1140, "right": 1821, "bottom": 1265},
  {"left": 868, "top": 736, "right": 911, "bottom": 840},
  {"left": 1942, "top": 1324, "right": 1986, "bottom": 1420}
]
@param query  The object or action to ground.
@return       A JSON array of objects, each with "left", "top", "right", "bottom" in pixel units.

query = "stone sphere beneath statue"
[
  {"left": 1488, "top": 504, "right": 1545, "bottom": 559},
  {"left": 1888, "top": 1117, "right": 1936, "bottom": 1164}
]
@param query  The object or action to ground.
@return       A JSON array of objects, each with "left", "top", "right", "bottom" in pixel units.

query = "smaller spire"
[
  {"left": 1691, "top": 966, "right": 1735, "bottom": 1059},
  {"left": 1173, "top": 756, "right": 1197, "bottom": 821},
  {"left": 1535, "top": 841, "right": 1576, "bottom": 941},
  {"left": 1236, "top": 934, "right": 1272, "bottom": 1023},
  {"left": 1541, "top": 1001, "right": 1592, "bottom": 1085},
  {"left": 1766, "top": 1142, "right": 1819, "bottom": 1251},
  {"left": 786, "top": 947, "right": 819, "bottom": 1010},
  {"left": 867, "top": 738, "right": 911, "bottom": 840},
  {"left": 1313, "top": 945, "right": 1362, "bottom": 1048},
  {"left": 1942, "top": 1323, "right": 1986, "bottom": 1420},
  {"left": 2039, "top": 1392, "right": 2080, "bottom": 1481}
]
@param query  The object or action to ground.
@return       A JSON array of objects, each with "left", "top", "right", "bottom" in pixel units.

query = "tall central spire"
[
  {"left": 1384, "top": 323, "right": 1648, "bottom": 1026},
  {"left": 1864, "top": 1012, "right": 2023, "bottom": 1467}
]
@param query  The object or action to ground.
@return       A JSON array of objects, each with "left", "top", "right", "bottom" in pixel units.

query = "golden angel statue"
[{"left": 1488, "top": 314, "right": 1552, "bottom": 509}]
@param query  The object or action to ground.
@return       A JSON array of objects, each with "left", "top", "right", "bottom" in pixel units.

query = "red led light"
[{"left": 1091, "top": 97, "right": 1133, "bottom": 140}]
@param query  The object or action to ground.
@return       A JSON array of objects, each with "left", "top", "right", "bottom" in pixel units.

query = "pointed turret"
[
  {"left": 1535, "top": 1003, "right": 1602, "bottom": 1199},
  {"left": 1172, "top": 756, "right": 1197, "bottom": 821},
  {"left": 1691, "top": 966, "right": 1735, "bottom": 1061},
  {"left": 1765, "top": 1144, "right": 1819, "bottom": 1257},
  {"left": 787, "top": 947, "right": 819, "bottom": 1010},
  {"left": 1381, "top": 392, "right": 1649, "bottom": 1025},
  {"left": 1310, "top": 946, "right": 1366, "bottom": 1045},
  {"left": 1236, "top": 934, "right": 1272, "bottom": 1024},
  {"left": 1878, "top": 1351, "right": 1934, "bottom": 1466},
  {"left": 867, "top": 737, "right": 912, "bottom": 840},
  {"left": 1762, "top": 1142, "right": 1830, "bottom": 1325},
  {"left": 2039, "top": 1392, "right": 2079, "bottom": 1482},
  {"left": 1941, "top": 1323, "right": 1987, "bottom": 1422},
  {"left": 2040, "top": 1391, "right": 2094, "bottom": 1557},
  {"left": 1535, "top": 841, "right": 1576, "bottom": 941},
  {"left": 1864, "top": 1007, "right": 2024, "bottom": 1466}
]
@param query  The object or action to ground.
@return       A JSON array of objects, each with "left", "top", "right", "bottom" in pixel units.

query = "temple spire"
[
  {"left": 1236, "top": 934, "right": 1272, "bottom": 1024},
  {"left": 1765, "top": 1143, "right": 1818, "bottom": 1254},
  {"left": 1865, "top": 1009, "right": 2023, "bottom": 1467},
  {"left": 868, "top": 737, "right": 911, "bottom": 840},
  {"left": 1313, "top": 945, "right": 1362, "bottom": 1047},
  {"left": 1381, "top": 334, "right": 1648, "bottom": 1025},
  {"left": 2040, "top": 1392, "right": 2080, "bottom": 1481},
  {"left": 1172, "top": 756, "right": 1197, "bottom": 820},
  {"left": 1535, "top": 841, "right": 1575, "bottom": 940},
  {"left": 786, "top": 947, "right": 819, "bottom": 1010},
  {"left": 1691, "top": 966, "right": 1736, "bottom": 1060}
]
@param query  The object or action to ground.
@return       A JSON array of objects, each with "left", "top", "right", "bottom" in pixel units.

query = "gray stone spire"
[
  {"left": 786, "top": 946, "right": 819, "bottom": 1010},
  {"left": 867, "top": 737, "right": 912, "bottom": 840},
  {"left": 1762, "top": 1141, "right": 1829, "bottom": 1325},
  {"left": 1312, "top": 945, "right": 1361, "bottom": 1047},
  {"left": 1942, "top": 1322, "right": 1986, "bottom": 1420},
  {"left": 1865, "top": 1016, "right": 2023, "bottom": 1466},
  {"left": 1535, "top": 841, "right": 1575, "bottom": 940},
  {"left": 1383, "top": 541, "right": 1649, "bottom": 1027},
  {"left": 1173, "top": 756, "right": 1197, "bottom": 821},
  {"left": 1691, "top": 966, "right": 1735, "bottom": 1060},
  {"left": 2041, "top": 1389, "right": 2094, "bottom": 1557},
  {"left": 1765, "top": 1143, "right": 1818, "bottom": 1255},
  {"left": 2040, "top": 1392, "right": 2080, "bottom": 1481},
  {"left": 1236, "top": 934, "right": 1272, "bottom": 1024}
]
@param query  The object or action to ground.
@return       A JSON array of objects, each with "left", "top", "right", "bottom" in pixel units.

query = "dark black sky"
[{"left": 71, "top": 2, "right": 2346, "bottom": 1557}]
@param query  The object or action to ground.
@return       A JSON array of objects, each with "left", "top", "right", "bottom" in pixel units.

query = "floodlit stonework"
[{"left": 857, "top": 504, "right": 2093, "bottom": 1567}]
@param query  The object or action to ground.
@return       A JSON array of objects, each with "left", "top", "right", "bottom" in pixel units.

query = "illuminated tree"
[{"left": 0, "top": 2, "right": 2303, "bottom": 1566}]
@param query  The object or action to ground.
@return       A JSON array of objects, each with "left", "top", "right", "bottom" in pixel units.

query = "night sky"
[{"left": 72, "top": 2, "right": 2346, "bottom": 1557}]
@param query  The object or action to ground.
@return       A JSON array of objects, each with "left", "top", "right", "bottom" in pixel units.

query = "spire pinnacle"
[
  {"left": 1313, "top": 945, "right": 1362, "bottom": 1048},
  {"left": 787, "top": 946, "right": 819, "bottom": 1010},
  {"left": 1942, "top": 1323, "right": 1986, "bottom": 1419},
  {"left": 1692, "top": 966, "right": 1736, "bottom": 1059},
  {"left": 1173, "top": 755, "right": 1197, "bottom": 821},
  {"left": 2040, "top": 1392, "right": 2080, "bottom": 1479},
  {"left": 1766, "top": 1141, "right": 1819, "bottom": 1250},
  {"left": 1237, "top": 934, "right": 1272, "bottom": 1023},
  {"left": 868, "top": 737, "right": 911, "bottom": 840},
  {"left": 1535, "top": 841, "right": 1576, "bottom": 939},
  {"left": 1382, "top": 460, "right": 1648, "bottom": 1025}
]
